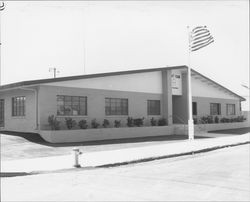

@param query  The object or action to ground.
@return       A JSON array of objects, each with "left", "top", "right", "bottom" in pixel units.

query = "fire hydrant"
[{"left": 72, "top": 147, "right": 82, "bottom": 168}]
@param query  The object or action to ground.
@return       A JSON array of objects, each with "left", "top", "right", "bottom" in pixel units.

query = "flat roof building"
[{"left": 0, "top": 66, "right": 246, "bottom": 142}]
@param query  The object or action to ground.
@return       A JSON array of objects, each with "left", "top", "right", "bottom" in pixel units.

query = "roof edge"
[
  {"left": 0, "top": 65, "right": 245, "bottom": 101},
  {"left": 0, "top": 65, "right": 186, "bottom": 90}
]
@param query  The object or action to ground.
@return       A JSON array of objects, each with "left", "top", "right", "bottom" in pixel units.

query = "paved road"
[{"left": 1, "top": 144, "right": 249, "bottom": 201}]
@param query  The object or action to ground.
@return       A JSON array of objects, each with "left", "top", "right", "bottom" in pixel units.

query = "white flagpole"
[
  {"left": 187, "top": 26, "right": 194, "bottom": 140},
  {"left": 0, "top": 2, "right": 4, "bottom": 86}
]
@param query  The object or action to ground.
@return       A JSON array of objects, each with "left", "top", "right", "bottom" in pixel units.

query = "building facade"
[{"left": 0, "top": 66, "right": 245, "bottom": 133}]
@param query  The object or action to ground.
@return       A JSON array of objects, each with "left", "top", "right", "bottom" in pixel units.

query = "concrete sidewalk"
[{"left": 1, "top": 133, "right": 249, "bottom": 174}]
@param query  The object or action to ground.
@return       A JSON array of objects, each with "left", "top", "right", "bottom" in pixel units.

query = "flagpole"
[
  {"left": 187, "top": 26, "right": 194, "bottom": 140},
  {"left": 0, "top": 2, "right": 4, "bottom": 86}
]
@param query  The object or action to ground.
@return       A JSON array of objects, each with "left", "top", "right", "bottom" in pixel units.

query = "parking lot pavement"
[
  {"left": 1, "top": 132, "right": 207, "bottom": 161},
  {"left": 1, "top": 144, "right": 249, "bottom": 201}
]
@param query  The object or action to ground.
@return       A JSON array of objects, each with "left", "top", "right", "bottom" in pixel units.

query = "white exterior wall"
[
  {"left": 43, "top": 71, "right": 163, "bottom": 94},
  {"left": 191, "top": 77, "right": 239, "bottom": 100}
]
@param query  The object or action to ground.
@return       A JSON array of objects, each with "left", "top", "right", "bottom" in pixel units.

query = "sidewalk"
[{"left": 1, "top": 133, "right": 249, "bottom": 174}]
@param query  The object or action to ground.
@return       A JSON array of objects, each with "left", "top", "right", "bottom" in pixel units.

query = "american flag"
[
  {"left": 190, "top": 26, "right": 214, "bottom": 52},
  {"left": 0, "top": 2, "right": 5, "bottom": 11}
]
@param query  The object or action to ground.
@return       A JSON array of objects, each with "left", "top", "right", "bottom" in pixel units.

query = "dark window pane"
[
  {"left": 105, "top": 98, "right": 128, "bottom": 115},
  {"left": 147, "top": 100, "right": 160, "bottom": 115},
  {"left": 192, "top": 102, "right": 197, "bottom": 115},
  {"left": 210, "top": 103, "right": 221, "bottom": 115},
  {"left": 57, "top": 95, "right": 87, "bottom": 116}
]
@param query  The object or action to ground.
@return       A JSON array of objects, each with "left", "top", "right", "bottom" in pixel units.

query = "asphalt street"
[{"left": 1, "top": 143, "right": 249, "bottom": 201}]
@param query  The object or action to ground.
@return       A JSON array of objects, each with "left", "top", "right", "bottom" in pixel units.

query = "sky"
[{"left": 0, "top": 1, "right": 249, "bottom": 109}]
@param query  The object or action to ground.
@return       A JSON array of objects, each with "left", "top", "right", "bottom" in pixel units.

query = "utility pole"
[
  {"left": 0, "top": 1, "right": 5, "bottom": 86},
  {"left": 49, "top": 68, "right": 59, "bottom": 78}
]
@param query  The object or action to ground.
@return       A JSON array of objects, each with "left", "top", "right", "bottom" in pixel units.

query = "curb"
[
  {"left": 96, "top": 141, "right": 250, "bottom": 168},
  {"left": 1, "top": 140, "right": 249, "bottom": 178}
]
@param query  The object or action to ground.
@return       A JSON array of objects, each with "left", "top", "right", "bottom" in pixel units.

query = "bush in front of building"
[
  {"left": 200, "top": 115, "right": 214, "bottom": 124},
  {"left": 236, "top": 115, "right": 246, "bottom": 122},
  {"left": 91, "top": 119, "right": 100, "bottom": 128},
  {"left": 127, "top": 117, "right": 134, "bottom": 127},
  {"left": 48, "top": 115, "right": 60, "bottom": 130},
  {"left": 214, "top": 116, "right": 219, "bottom": 123},
  {"left": 78, "top": 119, "right": 88, "bottom": 129},
  {"left": 102, "top": 119, "right": 110, "bottom": 128},
  {"left": 65, "top": 118, "right": 77, "bottom": 130},
  {"left": 193, "top": 118, "right": 198, "bottom": 124},
  {"left": 133, "top": 117, "right": 145, "bottom": 127},
  {"left": 158, "top": 118, "right": 167, "bottom": 126},
  {"left": 150, "top": 117, "right": 157, "bottom": 126},
  {"left": 220, "top": 115, "right": 246, "bottom": 123},
  {"left": 114, "top": 120, "right": 121, "bottom": 128}
]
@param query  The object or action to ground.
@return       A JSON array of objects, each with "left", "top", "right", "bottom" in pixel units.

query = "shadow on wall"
[{"left": 0, "top": 131, "right": 208, "bottom": 147}]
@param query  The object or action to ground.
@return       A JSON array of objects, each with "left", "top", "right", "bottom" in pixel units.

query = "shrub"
[
  {"left": 150, "top": 117, "right": 157, "bottom": 126},
  {"left": 91, "top": 119, "right": 99, "bottom": 128},
  {"left": 127, "top": 117, "right": 134, "bottom": 127},
  {"left": 78, "top": 119, "right": 88, "bottom": 129},
  {"left": 102, "top": 119, "right": 110, "bottom": 128},
  {"left": 236, "top": 115, "right": 246, "bottom": 122},
  {"left": 114, "top": 120, "right": 121, "bottom": 128},
  {"left": 65, "top": 118, "right": 76, "bottom": 130},
  {"left": 200, "top": 115, "right": 214, "bottom": 124},
  {"left": 220, "top": 117, "right": 230, "bottom": 123},
  {"left": 214, "top": 116, "right": 219, "bottom": 123},
  {"left": 193, "top": 118, "right": 198, "bottom": 124},
  {"left": 48, "top": 115, "right": 60, "bottom": 130},
  {"left": 158, "top": 118, "right": 167, "bottom": 126},
  {"left": 133, "top": 117, "right": 144, "bottom": 127},
  {"left": 220, "top": 116, "right": 246, "bottom": 123}
]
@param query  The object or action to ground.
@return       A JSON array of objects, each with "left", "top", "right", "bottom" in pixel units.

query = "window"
[
  {"left": 147, "top": 100, "right": 161, "bottom": 115},
  {"left": 12, "top": 96, "right": 25, "bottom": 116},
  {"left": 210, "top": 103, "right": 221, "bottom": 115},
  {"left": 227, "top": 104, "right": 235, "bottom": 115},
  {"left": 192, "top": 102, "right": 197, "bottom": 115},
  {"left": 105, "top": 98, "right": 128, "bottom": 115},
  {"left": 57, "top": 95, "right": 87, "bottom": 116}
]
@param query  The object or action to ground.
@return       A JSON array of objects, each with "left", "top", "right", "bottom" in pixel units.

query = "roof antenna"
[{"left": 49, "top": 68, "right": 60, "bottom": 78}]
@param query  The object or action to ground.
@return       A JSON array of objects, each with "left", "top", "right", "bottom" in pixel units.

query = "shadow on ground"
[
  {"left": 0, "top": 172, "right": 32, "bottom": 178},
  {"left": 1, "top": 131, "right": 208, "bottom": 148},
  {"left": 208, "top": 127, "right": 250, "bottom": 135}
]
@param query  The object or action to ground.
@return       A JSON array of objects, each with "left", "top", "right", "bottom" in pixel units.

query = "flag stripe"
[
  {"left": 193, "top": 27, "right": 208, "bottom": 34},
  {"left": 191, "top": 36, "right": 213, "bottom": 46},
  {"left": 192, "top": 26, "right": 206, "bottom": 33},
  {"left": 192, "top": 33, "right": 212, "bottom": 42},
  {"left": 191, "top": 37, "right": 214, "bottom": 49},
  {"left": 0, "top": 2, "right": 5, "bottom": 11},
  {"left": 191, "top": 39, "right": 214, "bottom": 51},
  {"left": 192, "top": 30, "right": 210, "bottom": 38},
  {"left": 191, "top": 40, "right": 214, "bottom": 51}
]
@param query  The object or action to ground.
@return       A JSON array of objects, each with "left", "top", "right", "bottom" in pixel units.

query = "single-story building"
[{"left": 0, "top": 66, "right": 247, "bottom": 142}]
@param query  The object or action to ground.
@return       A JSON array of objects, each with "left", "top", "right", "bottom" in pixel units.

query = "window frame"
[
  {"left": 226, "top": 104, "right": 236, "bottom": 115},
  {"left": 57, "top": 95, "right": 87, "bottom": 116},
  {"left": 210, "top": 103, "right": 221, "bottom": 115},
  {"left": 12, "top": 96, "right": 26, "bottom": 117},
  {"left": 147, "top": 100, "right": 161, "bottom": 116},
  {"left": 105, "top": 98, "right": 128, "bottom": 116}
]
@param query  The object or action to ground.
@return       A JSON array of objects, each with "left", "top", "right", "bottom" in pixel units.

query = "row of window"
[
  {"left": 10, "top": 96, "right": 236, "bottom": 117},
  {"left": 192, "top": 102, "right": 236, "bottom": 116},
  {"left": 56, "top": 95, "right": 161, "bottom": 116}
]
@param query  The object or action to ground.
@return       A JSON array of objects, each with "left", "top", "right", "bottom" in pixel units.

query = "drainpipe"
[{"left": 18, "top": 87, "right": 39, "bottom": 130}]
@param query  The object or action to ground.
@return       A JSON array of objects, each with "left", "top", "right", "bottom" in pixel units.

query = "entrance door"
[{"left": 0, "top": 99, "right": 4, "bottom": 127}]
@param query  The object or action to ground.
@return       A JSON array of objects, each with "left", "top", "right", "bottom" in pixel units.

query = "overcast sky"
[{"left": 0, "top": 1, "right": 249, "bottom": 108}]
